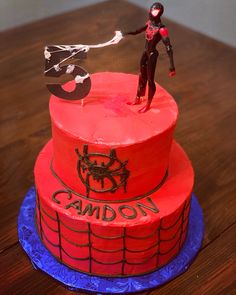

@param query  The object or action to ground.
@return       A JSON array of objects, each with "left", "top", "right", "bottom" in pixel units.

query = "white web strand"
[{"left": 44, "top": 31, "right": 123, "bottom": 74}]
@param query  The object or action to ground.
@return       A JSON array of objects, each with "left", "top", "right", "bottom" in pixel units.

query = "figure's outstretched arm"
[
  {"left": 123, "top": 25, "right": 147, "bottom": 36},
  {"left": 160, "top": 27, "right": 176, "bottom": 76}
]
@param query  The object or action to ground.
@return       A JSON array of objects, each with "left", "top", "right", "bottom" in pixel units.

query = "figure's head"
[{"left": 149, "top": 2, "right": 164, "bottom": 21}]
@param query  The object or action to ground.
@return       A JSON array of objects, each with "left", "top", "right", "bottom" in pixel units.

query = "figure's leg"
[
  {"left": 137, "top": 52, "right": 148, "bottom": 98},
  {"left": 147, "top": 50, "right": 158, "bottom": 100},
  {"left": 139, "top": 50, "right": 158, "bottom": 113},
  {"left": 127, "top": 52, "right": 148, "bottom": 105}
]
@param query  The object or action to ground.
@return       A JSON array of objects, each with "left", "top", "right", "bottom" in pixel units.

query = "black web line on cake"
[
  {"left": 61, "top": 233, "right": 90, "bottom": 247},
  {"left": 40, "top": 206, "right": 57, "bottom": 221},
  {"left": 122, "top": 228, "right": 126, "bottom": 275},
  {"left": 56, "top": 212, "right": 62, "bottom": 260},
  {"left": 36, "top": 191, "right": 43, "bottom": 241},
  {"left": 178, "top": 200, "right": 187, "bottom": 251},
  {"left": 39, "top": 208, "right": 187, "bottom": 253},
  {"left": 50, "top": 160, "right": 168, "bottom": 204},
  {"left": 36, "top": 196, "right": 191, "bottom": 276},
  {"left": 38, "top": 201, "right": 190, "bottom": 242},
  {"left": 88, "top": 222, "right": 92, "bottom": 273}
]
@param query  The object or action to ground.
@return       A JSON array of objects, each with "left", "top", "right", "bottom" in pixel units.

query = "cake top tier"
[{"left": 50, "top": 72, "right": 178, "bottom": 147}]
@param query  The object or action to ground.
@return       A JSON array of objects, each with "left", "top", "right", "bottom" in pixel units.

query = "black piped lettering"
[
  {"left": 80, "top": 204, "right": 100, "bottom": 219},
  {"left": 136, "top": 197, "right": 159, "bottom": 216},
  {"left": 102, "top": 205, "right": 116, "bottom": 221},
  {"left": 118, "top": 205, "right": 137, "bottom": 219},
  {"left": 65, "top": 200, "right": 82, "bottom": 213}
]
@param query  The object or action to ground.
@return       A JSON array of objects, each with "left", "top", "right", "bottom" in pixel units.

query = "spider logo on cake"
[{"left": 75, "top": 145, "right": 130, "bottom": 197}]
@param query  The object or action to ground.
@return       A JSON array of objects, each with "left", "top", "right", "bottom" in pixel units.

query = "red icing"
[
  {"left": 35, "top": 140, "right": 194, "bottom": 276},
  {"left": 34, "top": 72, "right": 194, "bottom": 276},
  {"left": 50, "top": 73, "right": 178, "bottom": 202}
]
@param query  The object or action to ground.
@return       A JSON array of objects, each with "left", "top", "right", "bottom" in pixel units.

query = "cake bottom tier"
[{"left": 35, "top": 140, "right": 194, "bottom": 277}]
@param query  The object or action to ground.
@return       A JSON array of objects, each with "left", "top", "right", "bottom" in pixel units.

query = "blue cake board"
[{"left": 18, "top": 187, "right": 204, "bottom": 294}]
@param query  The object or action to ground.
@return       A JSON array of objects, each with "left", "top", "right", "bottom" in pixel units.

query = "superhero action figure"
[{"left": 124, "top": 2, "right": 176, "bottom": 112}]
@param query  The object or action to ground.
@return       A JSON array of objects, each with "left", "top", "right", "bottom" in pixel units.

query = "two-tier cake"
[{"left": 34, "top": 72, "right": 194, "bottom": 277}]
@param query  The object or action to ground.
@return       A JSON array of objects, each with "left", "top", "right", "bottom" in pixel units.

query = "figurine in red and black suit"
[{"left": 124, "top": 2, "right": 176, "bottom": 112}]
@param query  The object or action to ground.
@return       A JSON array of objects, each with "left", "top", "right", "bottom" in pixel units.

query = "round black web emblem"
[{"left": 75, "top": 145, "right": 130, "bottom": 197}]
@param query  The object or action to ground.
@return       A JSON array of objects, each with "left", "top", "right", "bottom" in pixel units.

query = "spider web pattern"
[{"left": 36, "top": 192, "right": 191, "bottom": 277}]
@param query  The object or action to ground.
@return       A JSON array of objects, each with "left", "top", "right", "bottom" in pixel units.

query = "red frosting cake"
[{"left": 35, "top": 72, "right": 194, "bottom": 276}]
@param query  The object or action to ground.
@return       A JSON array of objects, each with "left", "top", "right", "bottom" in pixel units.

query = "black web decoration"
[
  {"left": 75, "top": 145, "right": 130, "bottom": 197},
  {"left": 36, "top": 193, "right": 191, "bottom": 277},
  {"left": 44, "top": 31, "right": 123, "bottom": 101}
]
